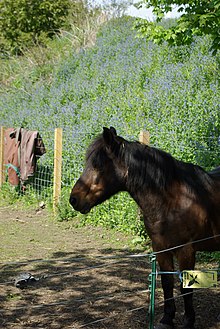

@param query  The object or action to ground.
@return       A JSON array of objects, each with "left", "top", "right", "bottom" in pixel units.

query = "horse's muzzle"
[
  {"left": 69, "top": 195, "right": 91, "bottom": 214},
  {"left": 69, "top": 195, "right": 77, "bottom": 208}
]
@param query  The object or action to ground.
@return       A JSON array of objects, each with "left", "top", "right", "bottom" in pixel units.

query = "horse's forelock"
[{"left": 85, "top": 135, "right": 107, "bottom": 167}]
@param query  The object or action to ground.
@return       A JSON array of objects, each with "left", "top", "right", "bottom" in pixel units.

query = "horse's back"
[{"left": 209, "top": 166, "right": 220, "bottom": 178}]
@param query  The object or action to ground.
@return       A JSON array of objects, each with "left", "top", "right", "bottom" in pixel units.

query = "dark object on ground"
[{"left": 14, "top": 272, "right": 39, "bottom": 289}]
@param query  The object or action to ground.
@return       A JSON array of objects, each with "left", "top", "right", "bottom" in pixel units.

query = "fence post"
[
  {"left": 53, "top": 128, "right": 63, "bottom": 212},
  {"left": 0, "top": 126, "right": 5, "bottom": 187},
  {"left": 139, "top": 130, "right": 150, "bottom": 145},
  {"left": 138, "top": 130, "right": 150, "bottom": 221},
  {"left": 139, "top": 131, "right": 154, "bottom": 328}
]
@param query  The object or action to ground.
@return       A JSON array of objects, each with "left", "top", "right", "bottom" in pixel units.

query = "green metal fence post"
[{"left": 148, "top": 254, "right": 157, "bottom": 329}]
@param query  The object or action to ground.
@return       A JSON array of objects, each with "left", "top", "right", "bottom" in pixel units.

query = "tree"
[
  {"left": 134, "top": 0, "right": 220, "bottom": 54},
  {"left": 94, "top": 0, "right": 134, "bottom": 18},
  {"left": 0, "top": 0, "right": 69, "bottom": 54}
]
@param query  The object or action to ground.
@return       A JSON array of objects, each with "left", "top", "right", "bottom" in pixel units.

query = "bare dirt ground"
[{"left": 0, "top": 206, "right": 219, "bottom": 329}]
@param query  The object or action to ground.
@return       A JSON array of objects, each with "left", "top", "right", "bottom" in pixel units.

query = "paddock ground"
[{"left": 0, "top": 207, "right": 219, "bottom": 329}]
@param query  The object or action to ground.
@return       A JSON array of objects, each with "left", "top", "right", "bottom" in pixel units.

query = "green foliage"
[
  {"left": 0, "top": 182, "right": 41, "bottom": 208},
  {"left": 0, "top": 5, "right": 106, "bottom": 86},
  {"left": 0, "top": 183, "right": 20, "bottom": 206},
  {"left": 0, "top": 0, "right": 69, "bottom": 54},
  {"left": 135, "top": 0, "right": 220, "bottom": 54},
  {"left": 197, "top": 251, "right": 220, "bottom": 264},
  {"left": 95, "top": 0, "right": 134, "bottom": 18},
  {"left": 57, "top": 187, "right": 78, "bottom": 221}
]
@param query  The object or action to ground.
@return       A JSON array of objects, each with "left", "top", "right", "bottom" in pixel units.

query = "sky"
[
  {"left": 92, "top": 1, "right": 182, "bottom": 21},
  {"left": 126, "top": 3, "right": 181, "bottom": 20}
]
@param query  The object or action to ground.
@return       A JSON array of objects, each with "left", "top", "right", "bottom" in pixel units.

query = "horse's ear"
[
  {"left": 110, "top": 126, "right": 117, "bottom": 136},
  {"left": 103, "top": 127, "right": 117, "bottom": 147}
]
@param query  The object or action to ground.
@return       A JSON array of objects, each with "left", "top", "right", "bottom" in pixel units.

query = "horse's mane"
[
  {"left": 124, "top": 142, "right": 214, "bottom": 195},
  {"left": 86, "top": 135, "right": 109, "bottom": 166},
  {"left": 87, "top": 134, "right": 214, "bottom": 196}
]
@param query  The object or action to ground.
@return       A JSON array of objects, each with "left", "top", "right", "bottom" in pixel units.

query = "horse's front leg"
[
  {"left": 176, "top": 247, "right": 196, "bottom": 329},
  {"left": 155, "top": 252, "right": 176, "bottom": 329}
]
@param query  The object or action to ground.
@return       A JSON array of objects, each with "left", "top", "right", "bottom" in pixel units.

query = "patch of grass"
[
  {"left": 0, "top": 182, "right": 49, "bottom": 210},
  {"left": 6, "top": 293, "right": 22, "bottom": 301},
  {"left": 197, "top": 252, "right": 220, "bottom": 264}
]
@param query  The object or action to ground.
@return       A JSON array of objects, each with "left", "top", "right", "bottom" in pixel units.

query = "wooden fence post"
[
  {"left": 53, "top": 128, "right": 63, "bottom": 212},
  {"left": 0, "top": 126, "right": 5, "bottom": 187},
  {"left": 138, "top": 130, "right": 150, "bottom": 220},
  {"left": 139, "top": 130, "right": 150, "bottom": 145}
]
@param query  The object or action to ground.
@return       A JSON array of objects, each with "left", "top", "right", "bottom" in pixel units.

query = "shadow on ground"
[
  {"left": 0, "top": 248, "right": 220, "bottom": 329},
  {"left": 0, "top": 248, "right": 150, "bottom": 329},
  {"left": 0, "top": 207, "right": 219, "bottom": 329}
]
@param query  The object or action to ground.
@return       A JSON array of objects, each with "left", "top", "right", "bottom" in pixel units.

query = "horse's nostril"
[{"left": 70, "top": 196, "right": 77, "bottom": 207}]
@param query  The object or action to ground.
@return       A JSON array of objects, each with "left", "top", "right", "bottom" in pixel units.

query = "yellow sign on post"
[{"left": 182, "top": 270, "right": 217, "bottom": 289}]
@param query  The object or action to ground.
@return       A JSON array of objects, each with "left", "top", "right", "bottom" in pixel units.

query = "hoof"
[{"left": 154, "top": 324, "right": 174, "bottom": 329}]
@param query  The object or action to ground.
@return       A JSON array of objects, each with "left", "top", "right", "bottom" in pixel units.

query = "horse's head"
[{"left": 69, "top": 127, "right": 126, "bottom": 214}]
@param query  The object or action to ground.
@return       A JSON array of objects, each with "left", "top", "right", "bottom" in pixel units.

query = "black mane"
[{"left": 87, "top": 134, "right": 213, "bottom": 196}]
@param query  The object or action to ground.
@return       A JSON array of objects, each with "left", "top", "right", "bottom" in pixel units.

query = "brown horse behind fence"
[{"left": 70, "top": 127, "right": 220, "bottom": 329}]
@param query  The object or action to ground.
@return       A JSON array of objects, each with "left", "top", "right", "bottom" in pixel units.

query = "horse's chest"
[{"left": 142, "top": 193, "right": 208, "bottom": 243}]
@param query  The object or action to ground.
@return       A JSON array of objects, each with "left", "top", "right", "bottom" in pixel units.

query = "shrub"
[{"left": 0, "top": 0, "right": 69, "bottom": 54}]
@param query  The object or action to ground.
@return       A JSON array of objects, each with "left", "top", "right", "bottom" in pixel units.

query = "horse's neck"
[
  {"left": 123, "top": 154, "right": 168, "bottom": 198},
  {"left": 123, "top": 151, "right": 173, "bottom": 219},
  {"left": 129, "top": 188, "right": 164, "bottom": 210}
]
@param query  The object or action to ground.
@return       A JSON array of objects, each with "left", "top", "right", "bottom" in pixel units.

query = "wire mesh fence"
[{"left": 1, "top": 126, "right": 220, "bottom": 212}]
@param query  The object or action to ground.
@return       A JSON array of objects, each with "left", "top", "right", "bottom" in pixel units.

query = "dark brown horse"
[{"left": 70, "top": 127, "right": 220, "bottom": 329}]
